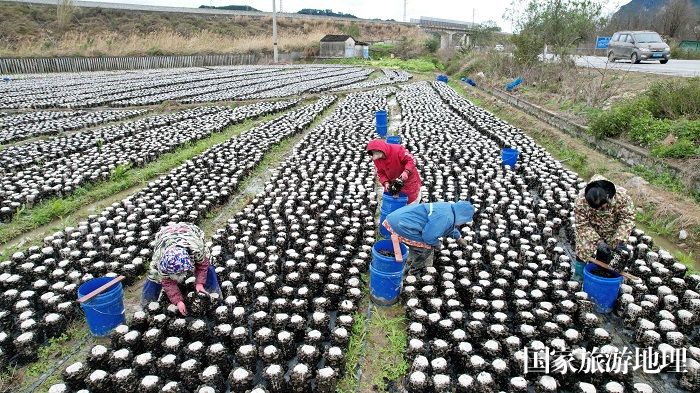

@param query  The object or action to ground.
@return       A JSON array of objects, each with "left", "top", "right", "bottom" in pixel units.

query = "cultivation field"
[{"left": 0, "top": 67, "right": 697, "bottom": 393}]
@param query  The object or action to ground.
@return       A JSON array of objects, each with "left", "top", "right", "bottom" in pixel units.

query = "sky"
[{"left": 86, "top": 0, "right": 628, "bottom": 33}]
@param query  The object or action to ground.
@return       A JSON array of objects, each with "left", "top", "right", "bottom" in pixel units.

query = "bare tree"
[{"left": 660, "top": 0, "right": 696, "bottom": 38}]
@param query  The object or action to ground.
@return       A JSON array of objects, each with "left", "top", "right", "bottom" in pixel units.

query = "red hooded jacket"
[{"left": 367, "top": 139, "right": 422, "bottom": 203}]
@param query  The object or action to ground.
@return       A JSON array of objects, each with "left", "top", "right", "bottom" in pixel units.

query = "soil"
[
  {"left": 590, "top": 266, "right": 618, "bottom": 279},
  {"left": 359, "top": 304, "right": 405, "bottom": 393},
  {"left": 377, "top": 249, "right": 396, "bottom": 258}
]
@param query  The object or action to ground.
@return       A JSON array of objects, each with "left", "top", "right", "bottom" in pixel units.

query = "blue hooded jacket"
[{"left": 385, "top": 201, "right": 475, "bottom": 247}]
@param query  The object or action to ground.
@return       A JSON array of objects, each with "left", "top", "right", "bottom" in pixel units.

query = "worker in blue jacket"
[{"left": 383, "top": 201, "right": 475, "bottom": 274}]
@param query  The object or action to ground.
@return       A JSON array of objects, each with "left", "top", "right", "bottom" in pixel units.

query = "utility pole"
[
  {"left": 403, "top": 0, "right": 407, "bottom": 22},
  {"left": 272, "top": 0, "right": 278, "bottom": 63},
  {"left": 279, "top": 0, "right": 283, "bottom": 13}
]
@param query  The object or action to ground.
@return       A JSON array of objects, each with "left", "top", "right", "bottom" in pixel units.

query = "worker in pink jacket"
[
  {"left": 366, "top": 139, "right": 423, "bottom": 204},
  {"left": 141, "top": 222, "right": 220, "bottom": 316}
]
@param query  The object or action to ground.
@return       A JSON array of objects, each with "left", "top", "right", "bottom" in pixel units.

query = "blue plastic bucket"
[
  {"left": 436, "top": 75, "right": 449, "bottom": 83},
  {"left": 375, "top": 110, "right": 388, "bottom": 127},
  {"left": 501, "top": 148, "right": 519, "bottom": 167},
  {"left": 376, "top": 124, "right": 388, "bottom": 137},
  {"left": 582, "top": 263, "right": 623, "bottom": 314},
  {"left": 379, "top": 192, "right": 408, "bottom": 238},
  {"left": 78, "top": 277, "right": 126, "bottom": 336},
  {"left": 386, "top": 135, "right": 402, "bottom": 145},
  {"left": 372, "top": 239, "right": 409, "bottom": 273},
  {"left": 370, "top": 263, "right": 404, "bottom": 306}
]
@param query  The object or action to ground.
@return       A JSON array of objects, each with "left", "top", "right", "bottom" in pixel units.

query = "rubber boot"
[{"left": 573, "top": 259, "right": 586, "bottom": 282}]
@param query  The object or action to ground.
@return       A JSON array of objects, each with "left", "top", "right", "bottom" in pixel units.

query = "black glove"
[
  {"left": 610, "top": 242, "right": 629, "bottom": 271},
  {"left": 388, "top": 179, "right": 404, "bottom": 195},
  {"left": 596, "top": 242, "right": 613, "bottom": 264}
]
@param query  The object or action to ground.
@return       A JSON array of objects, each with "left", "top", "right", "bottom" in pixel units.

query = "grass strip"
[
  {"left": 367, "top": 308, "right": 409, "bottom": 392},
  {"left": 0, "top": 324, "right": 91, "bottom": 393},
  {"left": 336, "top": 312, "right": 369, "bottom": 393},
  {"left": 630, "top": 165, "right": 700, "bottom": 204}
]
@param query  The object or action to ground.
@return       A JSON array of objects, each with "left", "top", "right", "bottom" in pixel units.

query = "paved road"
[{"left": 575, "top": 56, "right": 700, "bottom": 77}]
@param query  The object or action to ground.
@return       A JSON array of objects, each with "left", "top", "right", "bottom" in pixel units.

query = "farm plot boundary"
[
  {"left": 471, "top": 83, "right": 700, "bottom": 195},
  {"left": 0, "top": 52, "right": 303, "bottom": 75}
]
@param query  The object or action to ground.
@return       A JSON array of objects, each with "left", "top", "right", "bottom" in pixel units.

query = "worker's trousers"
[
  {"left": 406, "top": 245, "right": 433, "bottom": 274},
  {"left": 140, "top": 265, "right": 221, "bottom": 307}
]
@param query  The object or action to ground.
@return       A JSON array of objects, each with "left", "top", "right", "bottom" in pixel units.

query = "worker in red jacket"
[{"left": 366, "top": 139, "right": 423, "bottom": 204}]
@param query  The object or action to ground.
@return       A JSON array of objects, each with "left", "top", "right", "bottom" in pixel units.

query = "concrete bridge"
[{"left": 411, "top": 16, "right": 478, "bottom": 50}]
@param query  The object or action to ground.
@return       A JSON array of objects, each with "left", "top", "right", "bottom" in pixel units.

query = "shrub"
[
  {"left": 673, "top": 119, "right": 700, "bottom": 143},
  {"left": 394, "top": 36, "right": 427, "bottom": 59},
  {"left": 645, "top": 78, "right": 700, "bottom": 120},
  {"left": 424, "top": 36, "right": 439, "bottom": 53},
  {"left": 146, "top": 46, "right": 166, "bottom": 56},
  {"left": 670, "top": 47, "right": 700, "bottom": 60},
  {"left": 511, "top": 31, "right": 542, "bottom": 66},
  {"left": 344, "top": 21, "right": 360, "bottom": 38},
  {"left": 651, "top": 138, "right": 700, "bottom": 158},
  {"left": 369, "top": 42, "right": 395, "bottom": 58},
  {"left": 587, "top": 78, "right": 700, "bottom": 158},
  {"left": 587, "top": 100, "right": 648, "bottom": 138},
  {"left": 444, "top": 54, "right": 468, "bottom": 76},
  {"left": 628, "top": 115, "right": 672, "bottom": 146}
]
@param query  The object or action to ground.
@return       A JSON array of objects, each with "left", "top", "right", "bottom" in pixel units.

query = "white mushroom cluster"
[
  {"left": 0, "top": 65, "right": 371, "bottom": 109},
  {"left": 398, "top": 81, "right": 698, "bottom": 392},
  {"left": 332, "top": 69, "right": 412, "bottom": 91},
  {"left": 0, "top": 109, "right": 148, "bottom": 144},
  {"left": 0, "top": 99, "right": 299, "bottom": 221},
  {"left": 0, "top": 97, "right": 335, "bottom": 374}
]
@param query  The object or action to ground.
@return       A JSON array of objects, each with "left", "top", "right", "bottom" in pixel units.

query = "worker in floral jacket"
[
  {"left": 141, "top": 222, "right": 220, "bottom": 316},
  {"left": 574, "top": 175, "right": 635, "bottom": 271}
]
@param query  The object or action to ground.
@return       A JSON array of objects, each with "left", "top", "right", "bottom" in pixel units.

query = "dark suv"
[{"left": 607, "top": 31, "right": 670, "bottom": 64}]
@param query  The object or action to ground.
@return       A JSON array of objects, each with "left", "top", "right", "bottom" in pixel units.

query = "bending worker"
[
  {"left": 141, "top": 222, "right": 221, "bottom": 315},
  {"left": 383, "top": 201, "right": 475, "bottom": 274},
  {"left": 366, "top": 139, "right": 423, "bottom": 204},
  {"left": 574, "top": 175, "right": 635, "bottom": 271}
]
